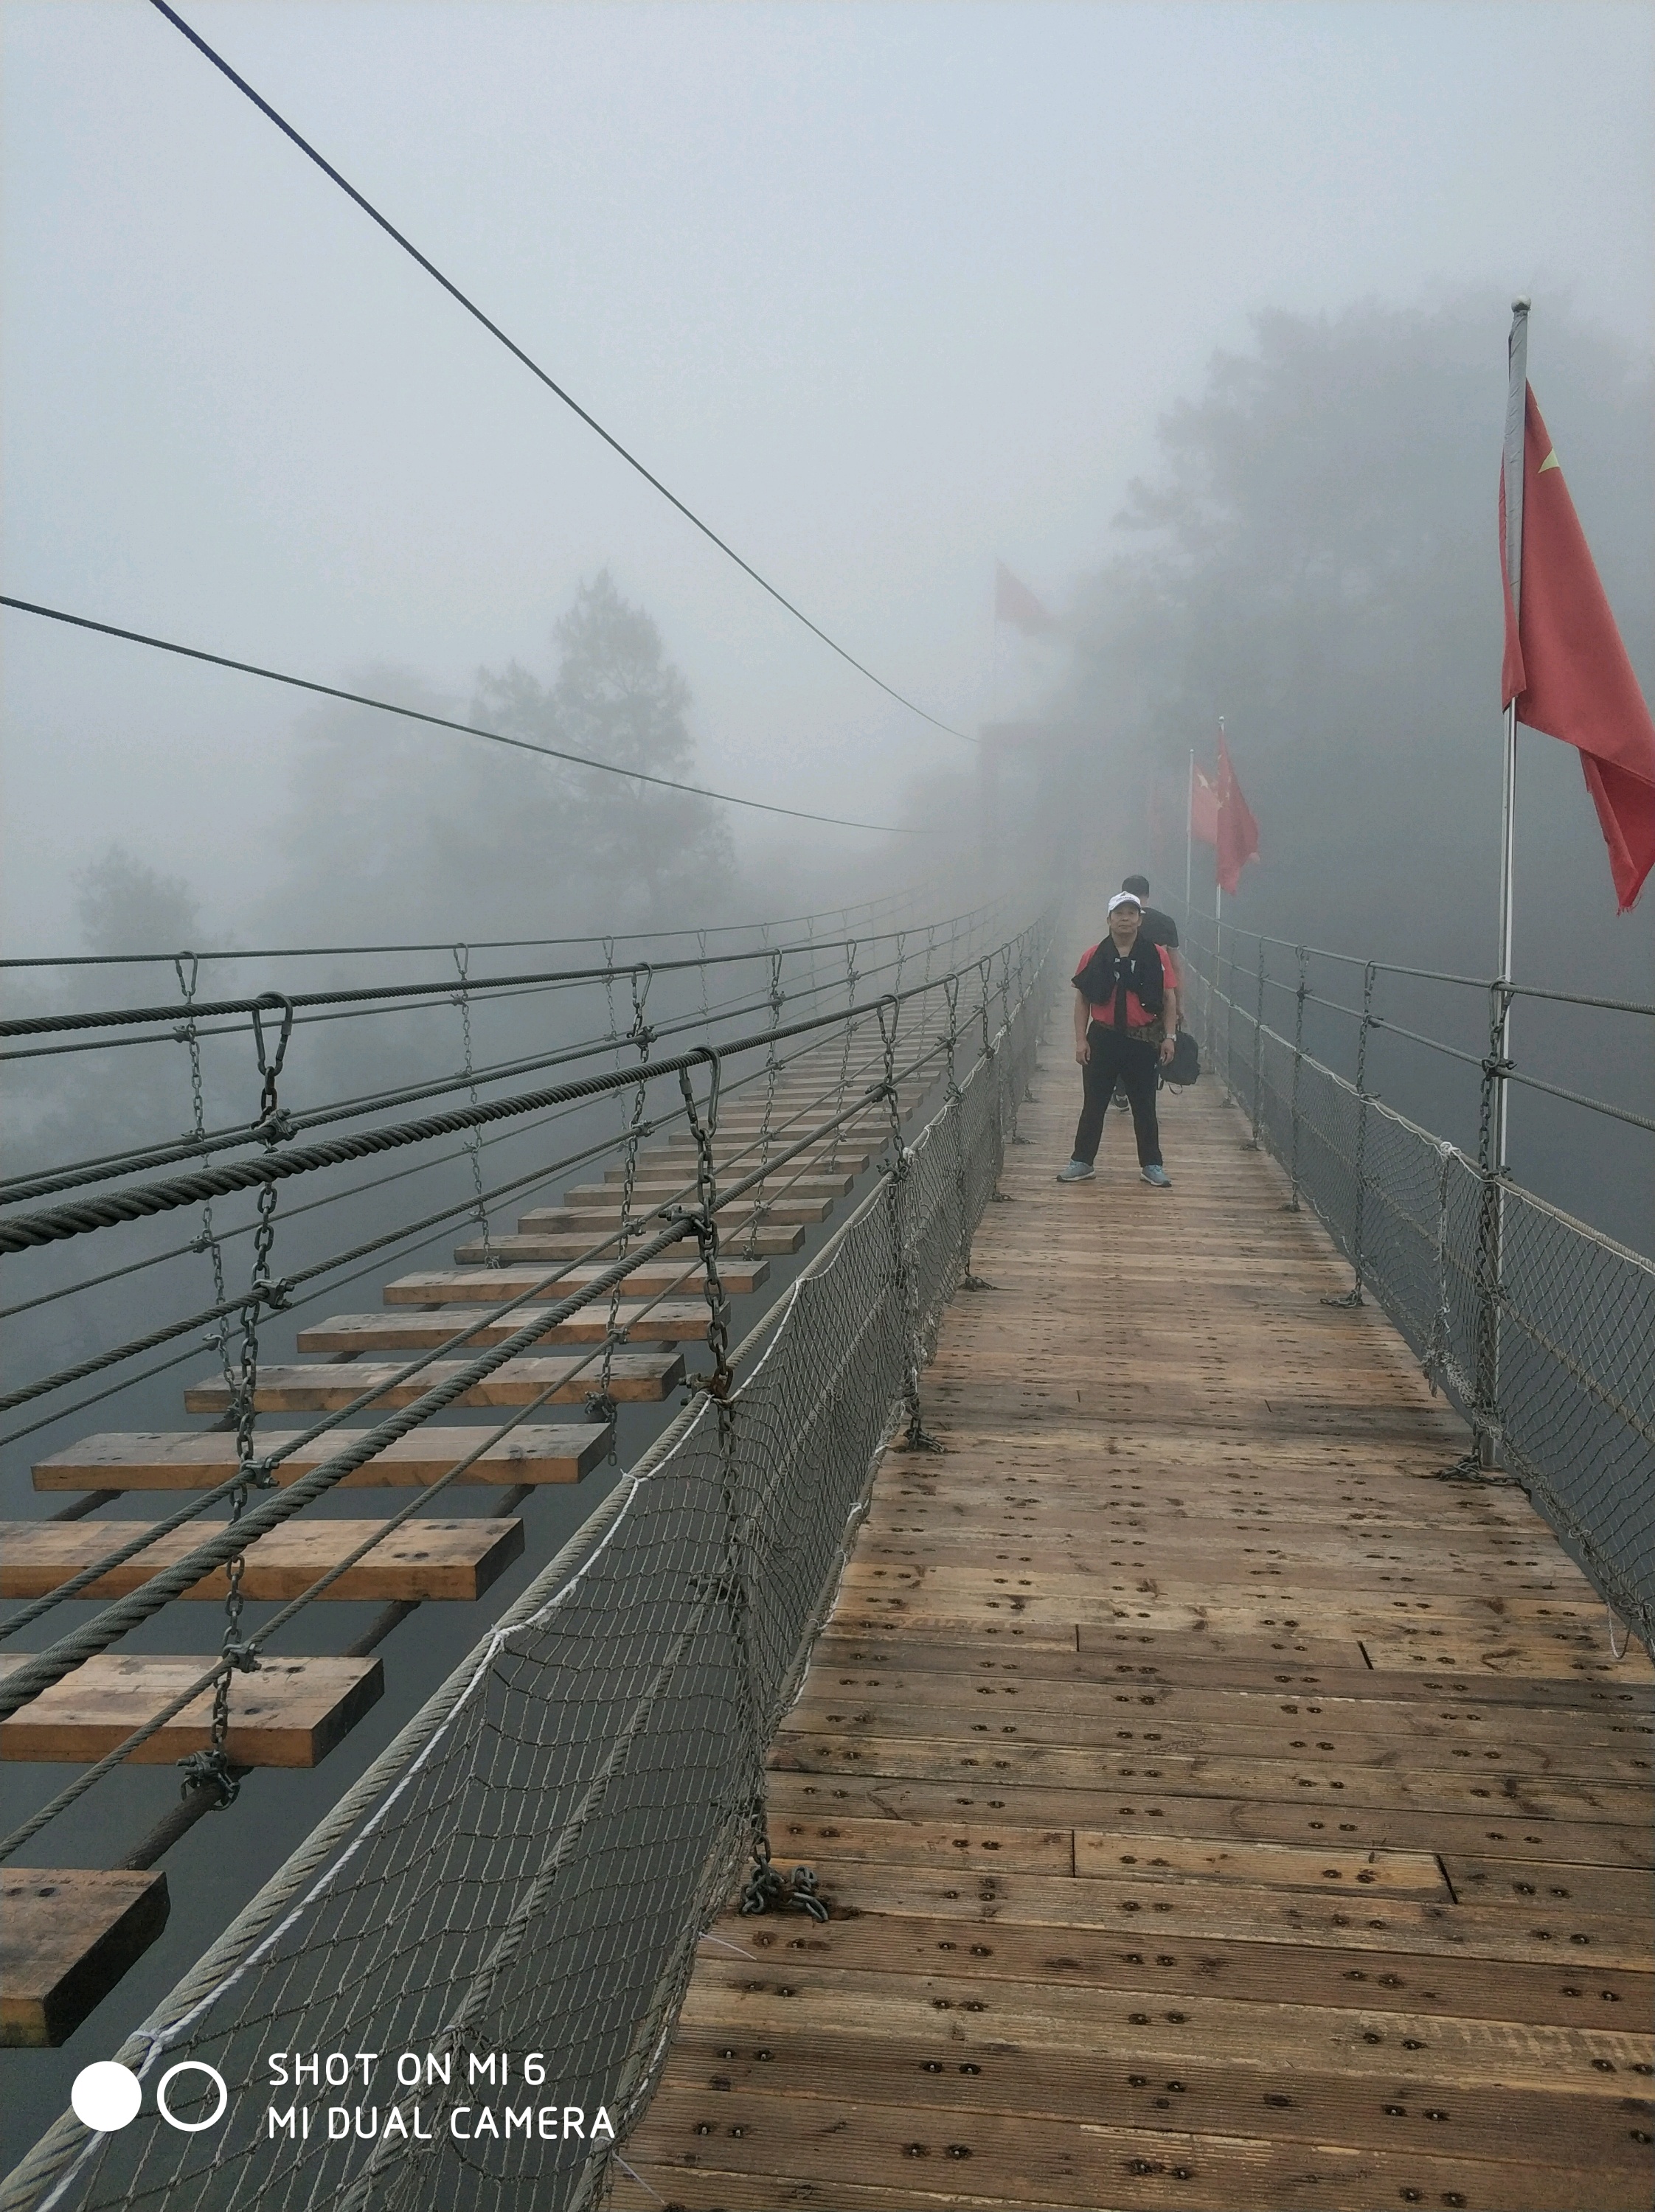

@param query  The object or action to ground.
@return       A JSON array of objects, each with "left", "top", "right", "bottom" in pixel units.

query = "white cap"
[{"left": 1106, "top": 891, "right": 1143, "bottom": 916}]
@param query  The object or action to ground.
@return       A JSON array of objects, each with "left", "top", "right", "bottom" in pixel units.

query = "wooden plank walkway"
[{"left": 614, "top": 1070, "right": 1654, "bottom": 2211}]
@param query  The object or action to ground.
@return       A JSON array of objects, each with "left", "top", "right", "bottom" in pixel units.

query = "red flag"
[
  {"left": 1501, "top": 386, "right": 1655, "bottom": 911},
  {"left": 1189, "top": 764, "right": 1219, "bottom": 846},
  {"left": 1215, "top": 728, "right": 1260, "bottom": 895},
  {"left": 994, "top": 562, "right": 1057, "bottom": 635}
]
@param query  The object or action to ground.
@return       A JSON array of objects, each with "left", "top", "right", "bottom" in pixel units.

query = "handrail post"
[
  {"left": 1223, "top": 928, "right": 1238, "bottom": 1105},
  {"left": 1285, "top": 946, "right": 1308, "bottom": 1211},
  {"left": 1246, "top": 939, "right": 1265, "bottom": 1150},
  {"left": 1471, "top": 980, "right": 1514, "bottom": 1470},
  {"left": 1325, "top": 960, "right": 1375, "bottom": 1306}
]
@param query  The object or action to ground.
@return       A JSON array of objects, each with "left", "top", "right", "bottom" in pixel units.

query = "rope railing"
[
  {"left": 0, "top": 905, "right": 1060, "bottom": 2212},
  {"left": 1182, "top": 925, "right": 1653, "bottom": 1658}
]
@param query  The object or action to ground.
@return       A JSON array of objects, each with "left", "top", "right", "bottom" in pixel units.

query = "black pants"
[{"left": 1072, "top": 1022, "right": 1163, "bottom": 1168}]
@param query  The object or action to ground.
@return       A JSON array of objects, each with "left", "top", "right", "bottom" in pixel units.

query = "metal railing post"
[
  {"left": 1223, "top": 928, "right": 1238, "bottom": 1105},
  {"left": 1325, "top": 960, "right": 1375, "bottom": 1307},
  {"left": 1285, "top": 946, "right": 1308, "bottom": 1211},
  {"left": 1471, "top": 981, "right": 1514, "bottom": 1470},
  {"left": 1246, "top": 939, "right": 1265, "bottom": 1150}
]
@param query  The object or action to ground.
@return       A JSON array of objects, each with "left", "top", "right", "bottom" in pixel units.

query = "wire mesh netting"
[
  {"left": 0, "top": 937, "right": 1052, "bottom": 2212},
  {"left": 1189, "top": 940, "right": 1653, "bottom": 1654}
]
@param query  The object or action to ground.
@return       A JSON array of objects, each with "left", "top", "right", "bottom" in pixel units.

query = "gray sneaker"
[
  {"left": 1140, "top": 1164, "right": 1172, "bottom": 1188},
  {"left": 1055, "top": 1158, "right": 1096, "bottom": 1183}
]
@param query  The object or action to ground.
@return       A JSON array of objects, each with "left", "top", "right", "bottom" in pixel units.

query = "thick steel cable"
[
  {"left": 0, "top": 997, "right": 916, "bottom": 1422},
  {"left": 0, "top": 964, "right": 987, "bottom": 1253},
  {"left": 0, "top": 919, "right": 940, "bottom": 1042},
  {"left": 0, "top": 931, "right": 920, "bottom": 1203},
  {"left": 0, "top": 977, "right": 918, "bottom": 1430},
  {"left": 143, "top": 1, "right": 974, "bottom": 746},
  {"left": 0, "top": 598, "right": 931, "bottom": 838}
]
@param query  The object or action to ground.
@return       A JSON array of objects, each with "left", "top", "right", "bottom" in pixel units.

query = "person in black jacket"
[{"left": 1057, "top": 892, "right": 1179, "bottom": 1187}]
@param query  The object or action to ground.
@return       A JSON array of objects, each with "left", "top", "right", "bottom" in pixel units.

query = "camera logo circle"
[
  {"left": 157, "top": 2062, "right": 229, "bottom": 2132},
  {"left": 70, "top": 2064, "right": 141, "bottom": 2134}
]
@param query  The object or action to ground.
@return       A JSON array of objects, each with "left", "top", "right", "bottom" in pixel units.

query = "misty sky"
[{"left": 3, "top": 0, "right": 1652, "bottom": 947}]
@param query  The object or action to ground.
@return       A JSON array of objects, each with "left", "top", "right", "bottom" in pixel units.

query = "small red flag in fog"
[
  {"left": 994, "top": 562, "right": 1058, "bottom": 636},
  {"left": 1189, "top": 763, "right": 1220, "bottom": 845},
  {"left": 1215, "top": 728, "right": 1260, "bottom": 894},
  {"left": 1500, "top": 386, "right": 1655, "bottom": 911}
]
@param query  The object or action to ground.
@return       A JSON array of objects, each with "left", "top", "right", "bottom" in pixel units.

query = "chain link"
[{"left": 181, "top": 998, "right": 294, "bottom": 1809}]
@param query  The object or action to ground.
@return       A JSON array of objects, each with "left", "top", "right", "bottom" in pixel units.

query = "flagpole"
[
  {"left": 1475, "top": 296, "right": 1529, "bottom": 1472},
  {"left": 1496, "top": 300, "right": 1529, "bottom": 1152}
]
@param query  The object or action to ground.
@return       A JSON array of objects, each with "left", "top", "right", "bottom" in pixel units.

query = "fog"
[{"left": 4, "top": 0, "right": 1653, "bottom": 950}]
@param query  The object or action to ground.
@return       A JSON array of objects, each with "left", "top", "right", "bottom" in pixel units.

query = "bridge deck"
[{"left": 616, "top": 1074, "right": 1654, "bottom": 2211}]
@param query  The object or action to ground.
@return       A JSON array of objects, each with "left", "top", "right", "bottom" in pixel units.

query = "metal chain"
[
  {"left": 589, "top": 967, "right": 654, "bottom": 1433},
  {"left": 178, "top": 995, "right": 293, "bottom": 1809}
]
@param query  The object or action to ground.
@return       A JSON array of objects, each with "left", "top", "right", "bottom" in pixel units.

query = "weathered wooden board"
[
  {"left": 518, "top": 1196, "right": 834, "bottom": 1228},
  {"left": 0, "top": 1654, "right": 383, "bottom": 1766},
  {"left": 1, "top": 1869, "right": 170, "bottom": 2046},
  {"left": 766, "top": 1770, "right": 1655, "bottom": 1871},
  {"left": 32, "top": 1423, "right": 609, "bottom": 1491},
  {"left": 454, "top": 1228, "right": 802, "bottom": 1263},
  {"left": 606, "top": 1154, "right": 868, "bottom": 1182},
  {"left": 381, "top": 1259, "right": 768, "bottom": 1303},
  {"left": 296, "top": 1302, "right": 710, "bottom": 1352},
  {"left": 182, "top": 1352, "right": 683, "bottom": 1413},
  {"left": 0, "top": 1516, "right": 524, "bottom": 1602}
]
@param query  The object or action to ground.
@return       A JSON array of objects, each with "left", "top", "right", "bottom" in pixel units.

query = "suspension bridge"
[{"left": 0, "top": 886, "right": 1648, "bottom": 2212}]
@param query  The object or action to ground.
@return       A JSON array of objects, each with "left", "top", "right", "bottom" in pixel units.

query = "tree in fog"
[
  {"left": 74, "top": 845, "right": 204, "bottom": 957},
  {"left": 476, "top": 571, "right": 733, "bottom": 925}
]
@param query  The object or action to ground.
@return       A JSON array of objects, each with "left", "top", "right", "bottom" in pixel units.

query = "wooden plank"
[
  {"left": 572, "top": 1173, "right": 854, "bottom": 1200},
  {"left": 704, "top": 1901, "right": 1655, "bottom": 2031},
  {"left": 812, "top": 1631, "right": 1654, "bottom": 1714},
  {"left": 32, "top": 1424, "right": 610, "bottom": 1492},
  {"left": 381, "top": 1259, "right": 768, "bottom": 1302},
  {"left": 181, "top": 1352, "right": 684, "bottom": 1413},
  {"left": 0, "top": 1516, "right": 524, "bottom": 1602},
  {"left": 1, "top": 1869, "right": 170, "bottom": 2047},
  {"left": 770, "top": 1729, "right": 1655, "bottom": 1823},
  {"left": 296, "top": 1303, "right": 710, "bottom": 1352},
  {"left": 788, "top": 1666, "right": 1651, "bottom": 1756},
  {"left": 777, "top": 1687, "right": 1651, "bottom": 1780},
  {"left": 454, "top": 1228, "right": 802, "bottom": 1262},
  {"left": 619, "top": 2084, "right": 1652, "bottom": 2211},
  {"left": 607, "top": 1153, "right": 869, "bottom": 1181},
  {"left": 517, "top": 1196, "right": 835, "bottom": 1227},
  {"left": 0, "top": 1654, "right": 383, "bottom": 1767},
  {"left": 766, "top": 1771, "right": 1655, "bottom": 1871}
]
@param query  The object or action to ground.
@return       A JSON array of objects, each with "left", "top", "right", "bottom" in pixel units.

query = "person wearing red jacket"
[{"left": 1057, "top": 891, "right": 1178, "bottom": 1188}]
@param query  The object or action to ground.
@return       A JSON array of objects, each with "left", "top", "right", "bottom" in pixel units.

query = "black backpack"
[{"left": 1159, "top": 1026, "right": 1200, "bottom": 1089}]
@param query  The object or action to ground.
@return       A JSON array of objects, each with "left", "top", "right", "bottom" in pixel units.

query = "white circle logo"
[
  {"left": 70, "top": 2063, "right": 142, "bottom": 2134},
  {"left": 156, "top": 2062, "right": 228, "bottom": 2132}
]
